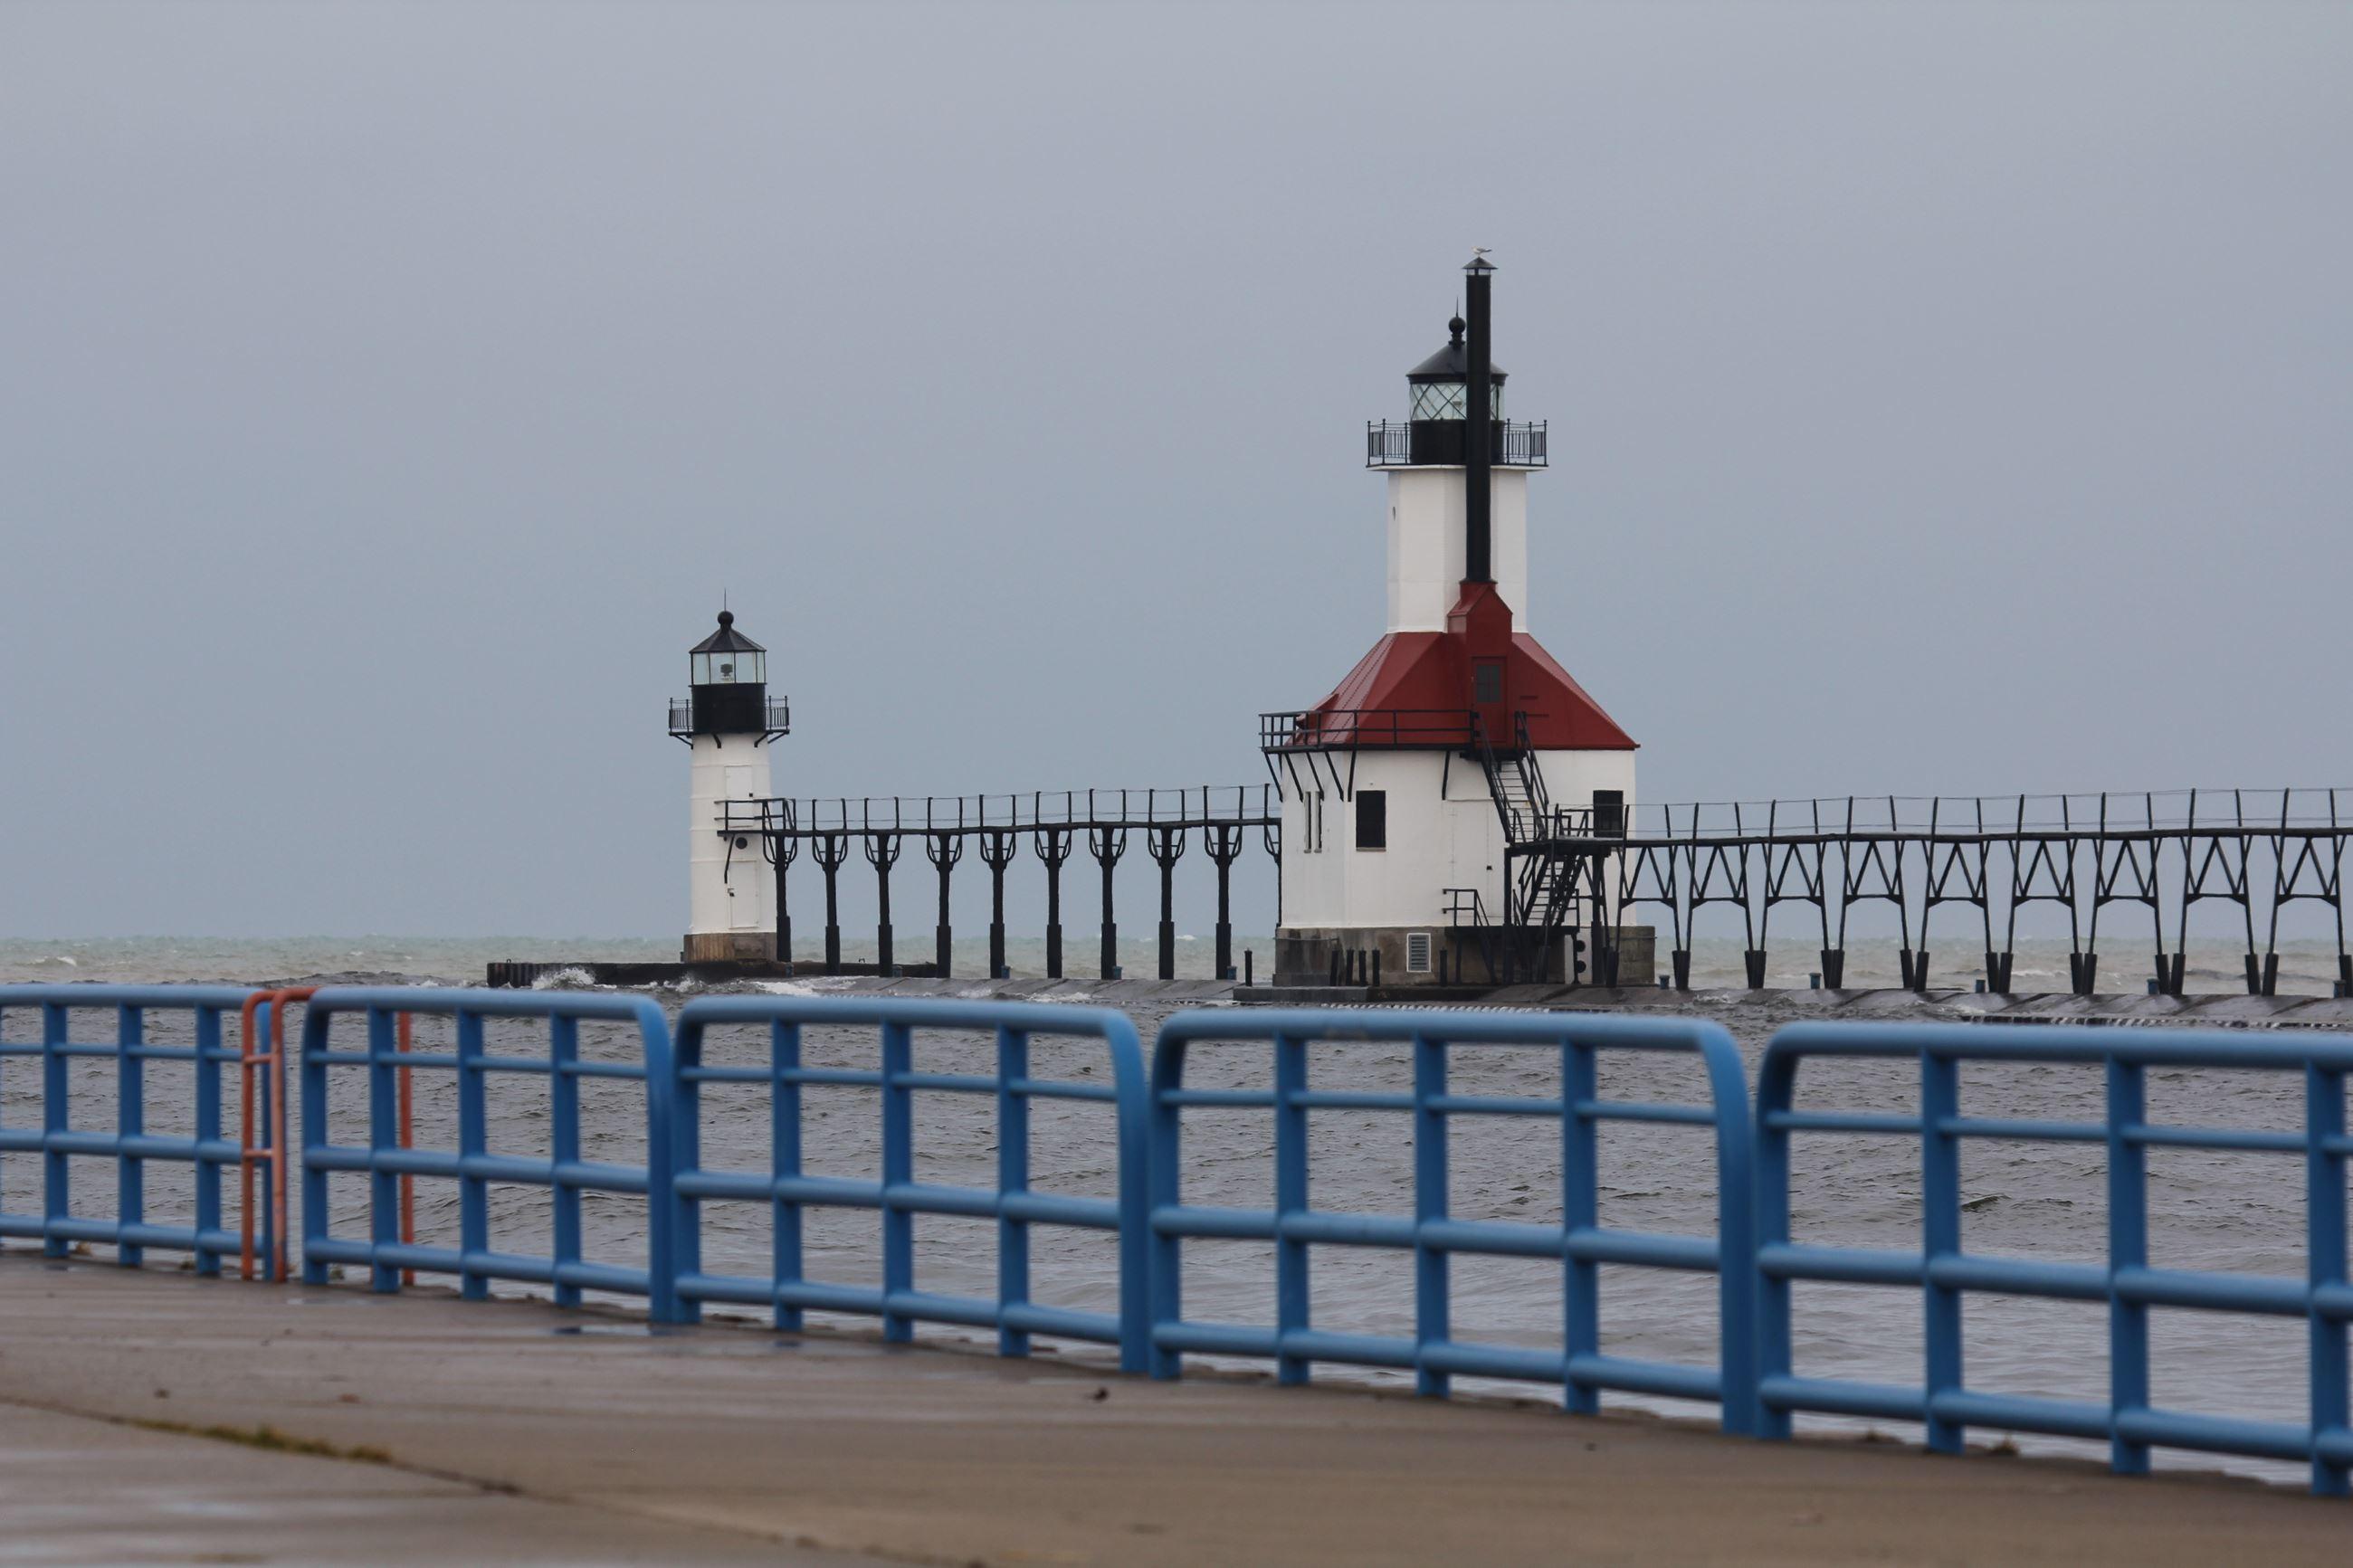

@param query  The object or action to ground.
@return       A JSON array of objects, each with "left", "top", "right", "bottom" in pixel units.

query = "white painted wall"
[
  {"left": 1277, "top": 746, "right": 1636, "bottom": 931},
  {"left": 1287, "top": 445, "right": 1637, "bottom": 940},
  {"left": 688, "top": 735, "right": 776, "bottom": 936},
  {"left": 1384, "top": 467, "right": 1529, "bottom": 633}
]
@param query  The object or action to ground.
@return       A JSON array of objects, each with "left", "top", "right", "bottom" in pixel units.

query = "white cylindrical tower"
[
  {"left": 1386, "top": 316, "right": 1530, "bottom": 632},
  {"left": 675, "top": 610, "right": 788, "bottom": 964}
]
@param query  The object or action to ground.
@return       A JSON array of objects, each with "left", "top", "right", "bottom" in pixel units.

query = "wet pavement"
[{"left": 1, "top": 1253, "right": 2346, "bottom": 1566}]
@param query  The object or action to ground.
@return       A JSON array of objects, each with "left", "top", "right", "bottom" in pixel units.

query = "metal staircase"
[
  {"left": 1472, "top": 712, "right": 1596, "bottom": 984},
  {"left": 1476, "top": 712, "right": 1552, "bottom": 844}
]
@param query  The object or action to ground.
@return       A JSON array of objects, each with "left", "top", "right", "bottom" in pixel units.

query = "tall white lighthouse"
[
  {"left": 675, "top": 610, "right": 788, "bottom": 964},
  {"left": 1267, "top": 258, "right": 1641, "bottom": 987}
]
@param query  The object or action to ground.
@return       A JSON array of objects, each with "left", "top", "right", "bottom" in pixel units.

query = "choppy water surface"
[
  {"left": 5, "top": 931, "right": 2350, "bottom": 994},
  {"left": 2, "top": 935, "right": 2342, "bottom": 1487}
]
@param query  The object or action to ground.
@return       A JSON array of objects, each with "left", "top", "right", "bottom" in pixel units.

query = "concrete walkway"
[
  {"left": 0, "top": 1254, "right": 2343, "bottom": 1566},
  {"left": 0, "top": 1398, "right": 850, "bottom": 1565}
]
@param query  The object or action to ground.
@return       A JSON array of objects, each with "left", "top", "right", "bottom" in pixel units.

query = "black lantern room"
[
  {"left": 1405, "top": 316, "right": 1507, "bottom": 423},
  {"left": 670, "top": 611, "right": 789, "bottom": 742},
  {"left": 1366, "top": 284, "right": 1548, "bottom": 470}
]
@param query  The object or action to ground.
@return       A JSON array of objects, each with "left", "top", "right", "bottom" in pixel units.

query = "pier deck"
[
  {"left": 486, "top": 965, "right": 2353, "bottom": 1028},
  {"left": 1, "top": 1255, "right": 2342, "bottom": 1566}
]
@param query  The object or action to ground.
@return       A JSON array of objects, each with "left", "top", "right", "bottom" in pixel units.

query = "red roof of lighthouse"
[{"left": 1300, "top": 582, "right": 1636, "bottom": 750}]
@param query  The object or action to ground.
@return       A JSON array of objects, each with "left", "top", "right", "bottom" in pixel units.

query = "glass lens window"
[{"left": 1411, "top": 381, "right": 1466, "bottom": 420}]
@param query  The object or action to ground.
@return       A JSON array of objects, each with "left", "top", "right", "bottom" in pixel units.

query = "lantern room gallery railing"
[
  {"left": 1366, "top": 419, "right": 1548, "bottom": 468},
  {"left": 667, "top": 696, "right": 791, "bottom": 739}
]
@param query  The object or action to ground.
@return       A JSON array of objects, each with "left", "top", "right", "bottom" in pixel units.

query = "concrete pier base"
[
  {"left": 679, "top": 932, "right": 777, "bottom": 965},
  {"left": 490, "top": 966, "right": 2353, "bottom": 1027},
  {"left": 1272, "top": 925, "right": 1659, "bottom": 989}
]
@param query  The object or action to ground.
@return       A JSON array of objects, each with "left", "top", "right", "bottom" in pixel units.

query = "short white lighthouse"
[
  {"left": 673, "top": 610, "right": 789, "bottom": 964},
  {"left": 1267, "top": 258, "right": 1641, "bottom": 988}
]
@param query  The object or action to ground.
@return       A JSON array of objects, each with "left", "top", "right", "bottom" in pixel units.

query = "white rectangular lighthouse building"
[{"left": 1269, "top": 259, "right": 1639, "bottom": 988}]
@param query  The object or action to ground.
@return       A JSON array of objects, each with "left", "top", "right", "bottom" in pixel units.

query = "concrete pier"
[
  {"left": 2, "top": 1255, "right": 2344, "bottom": 1565},
  {"left": 523, "top": 967, "right": 2353, "bottom": 1029}
]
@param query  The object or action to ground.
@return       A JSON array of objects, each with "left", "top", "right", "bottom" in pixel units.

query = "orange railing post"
[
  {"left": 236, "top": 985, "right": 313, "bottom": 1284},
  {"left": 238, "top": 993, "right": 262, "bottom": 1280},
  {"left": 397, "top": 1011, "right": 415, "bottom": 1285}
]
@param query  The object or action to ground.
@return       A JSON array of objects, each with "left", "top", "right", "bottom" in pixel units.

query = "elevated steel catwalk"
[
  {"left": 1512, "top": 788, "right": 2352, "bottom": 996},
  {"left": 716, "top": 788, "right": 1279, "bottom": 984}
]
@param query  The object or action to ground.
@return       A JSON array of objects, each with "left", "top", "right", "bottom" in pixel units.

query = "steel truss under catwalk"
[
  {"left": 718, "top": 784, "right": 2351, "bottom": 995},
  {"left": 718, "top": 789, "right": 1279, "bottom": 982},
  {"left": 1534, "top": 787, "right": 2352, "bottom": 996}
]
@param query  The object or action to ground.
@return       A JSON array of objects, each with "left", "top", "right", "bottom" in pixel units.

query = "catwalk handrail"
[
  {"left": 725, "top": 784, "right": 2352, "bottom": 841},
  {"left": 721, "top": 785, "right": 1276, "bottom": 836},
  {"left": 1145, "top": 1007, "right": 1760, "bottom": 1434},
  {"left": 0, "top": 985, "right": 252, "bottom": 1273},
  {"left": 1535, "top": 788, "right": 2353, "bottom": 843},
  {"left": 666, "top": 995, "right": 1151, "bottom": 1371},
  {"left": 1754, "top": 1021, "right": 2353, "bottom": 1497},
  {"left": 1259, "top": 708, "right": 1481, "bottom": 750}
]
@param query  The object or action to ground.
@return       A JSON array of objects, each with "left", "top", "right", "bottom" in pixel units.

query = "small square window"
[
  {"left": 1592, "top": 789, "right": 1625, "bottom": 837},
  {"left": 1356, "top": 789, "right": 1386, "bottom": 851}
]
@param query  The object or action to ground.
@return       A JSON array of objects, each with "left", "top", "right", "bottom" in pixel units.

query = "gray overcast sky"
[{"left": 3, "top": 1, "right": 2347, "bottom": 939}]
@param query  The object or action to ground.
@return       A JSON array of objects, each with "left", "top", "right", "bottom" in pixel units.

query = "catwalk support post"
[
  {"left": 769, "top": 831, "right": 797, "bottom": 969},
  {"left": 814, "top": 834, "right": 848, "bottom": 974},
  {"left": 980, "top": 829, "right": 1018, "bottom": 979},
  {"left": 1149, "top": 825, "right": 1187, "bottom": 981},
  {"left": 866, "top": 832, "right": 900, "bottom": 972},
  {"left": 1091, "top": 827, "right": 1128, "bottom": 979},
  {"left": 1034, "top": 827, "right": 1073, "bottom": 980},
  {"left": 926, "top": 831, "right": 962, "bottom": 979},
  {"left": 1205, "top": 822, "right": 1245, "bottom": 981}
]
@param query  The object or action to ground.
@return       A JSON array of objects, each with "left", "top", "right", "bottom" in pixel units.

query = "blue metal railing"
[
  {"left": 0, "top": 986, "right": 252, "bottom": 1271},
  {"left": 667, "top": 995, "right": 1150, "bottom": 1369},
  {"left": 13, "top": 977, "right": 2353, "bottom": 1496},
  {"left": 1756, "top": 1021, "right": 2353, "bottom": 1496},
  {"left": 298, "top": 987, "right": 678, "bottom": 1317},
  {"left": 1147, "top": 1007, "right": 1758, "bottom": 1432}
]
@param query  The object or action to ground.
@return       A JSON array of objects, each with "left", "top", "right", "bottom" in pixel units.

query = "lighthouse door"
[
  {"left": 725, "top": 764, "right": 760, "bottom": 930},
  {"left": 1472, "top": 659, "right": 1510, "bottom": 749}
]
